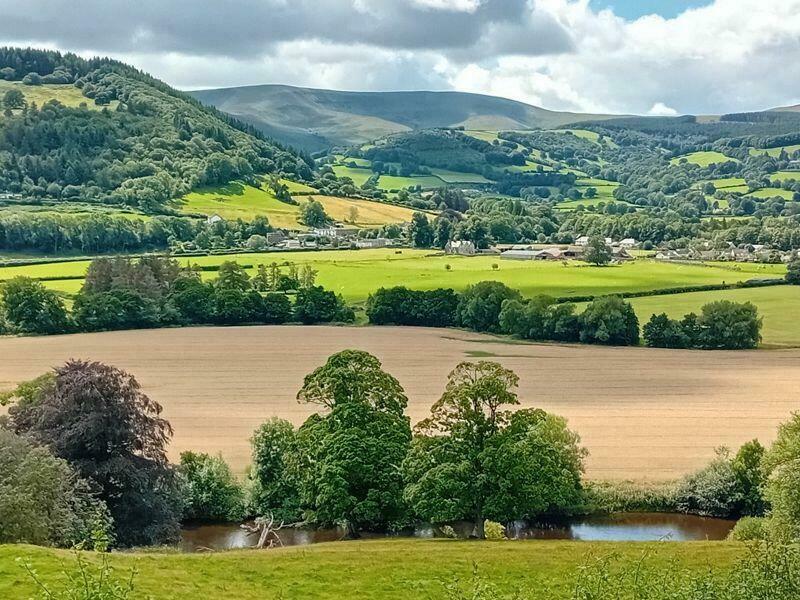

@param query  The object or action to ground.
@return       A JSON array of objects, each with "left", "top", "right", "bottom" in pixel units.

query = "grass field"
[
  {"left": 331, "top": 165, "right": 373, "bottom": 187},
  {"left": 769, "top": 171, "right": 800, "bottom": 183},
  {"left": 178, "top": 183, "right": 418, "bottom": 228},
  {"left": 0, "top": 251, "right": 787, "bottom": 303},
  {"left": 694, "top": 177, "right": 750, "bottom": 193},
  {"left": 746, "top": 187, "right": 795, "bottom": 200},
  {"left": 428, "top": 168, "right": 492, "bottom": 184},
  {"left": 749, "top": 144, "right": 800, "bottom": 157},
  {"left": 0, "top": 80, "right": 119, "bottom": 110},
  {"left": 2, "top": 326, "right": 799, "bottom": 479},
  {"left": 0, "top": 541, "right": 744, "bottom": 599},
  {"left": 625, "top": 285, "right": 800, "bottom": 348},
  {"left": 670, "top": 151, "right": 738, "bottom": 167},
  {"left": 377, "top": 173, "right": 447, "bottom": 190}
]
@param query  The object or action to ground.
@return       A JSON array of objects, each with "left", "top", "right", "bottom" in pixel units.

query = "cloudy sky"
[{"left": 2, "top": 0, "right": 800, "bottom": 115}]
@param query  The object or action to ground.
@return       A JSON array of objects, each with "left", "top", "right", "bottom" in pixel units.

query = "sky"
[{"left": 1, "top": 0, "right": 799, "bottom": 116}]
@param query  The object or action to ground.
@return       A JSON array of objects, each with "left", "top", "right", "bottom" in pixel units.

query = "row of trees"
[
  {"left": 0, "top": 353, "right": 586, "bottom": 546},
  {"left": 367, "top": 282, "right": 763, "bottom": 350},
  {"left": 643, "top": 301, "right": 762, "bottom": 350},
  {"left": 0, "top": 257, "right": 354, "bottom": 335},
  {"left": 247, "top": 352, "right": 585, "bottom": 538}
]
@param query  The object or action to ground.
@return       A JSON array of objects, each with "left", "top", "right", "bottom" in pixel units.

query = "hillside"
[
  {"left": 0, "top": 48, "right": 313, "bottom": 214},
  {"left": 188, "top": 84, "right": 618, "bottom": 151}
]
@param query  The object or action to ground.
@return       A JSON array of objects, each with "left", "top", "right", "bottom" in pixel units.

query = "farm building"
[
  {"left": 445, "top": 240, "right": 476, "bottom": 255},
  {"left": 356, "top": 238, "right": 390, "bottom": 249}
]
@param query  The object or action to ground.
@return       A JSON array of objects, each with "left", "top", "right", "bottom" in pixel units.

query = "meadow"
[
  {"left": 0, "top": 250, "right": 787, "bottom": 303},
  {"left": 0, "top": 540, "right": 744, "bottom": 599},
  {"left": 749, "top": 144, "right": 800, "bottom": 157},
  {"left": 178, "top": 182, "right": 418, "bottom": 228},
  {"left": 670, "top": 151, "right": 738, "bottom": 167},
  {"left": 1, "top": 325, "right": 798, "bottom": 479},
  {"left": 0, "top": 80, "right": 119, "bottom": 110}
]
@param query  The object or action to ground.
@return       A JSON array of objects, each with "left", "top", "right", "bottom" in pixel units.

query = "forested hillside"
[{"left": 0, "top": 48, "right": 314, "bottom": 213}]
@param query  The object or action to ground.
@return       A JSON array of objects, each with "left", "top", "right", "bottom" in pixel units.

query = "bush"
[
  {"left": 583, "top": 480, "right": 678, "bottom": 513},
  {"left": 457, "top": 281, "right": 522, "bottom": 332},
  {"left": 643, "top": 313, "right": 691, "bottom": 348},
  {"left": 676, "top": 449, "right": 742, "bottom": 517},
  {"left": 179, "top": 451, "right": 245, "bottom": 522},
  {"left": 483, "top": 520, "right": 506, "bottom": 540},
  {"left": 260, "top": 293, "right": 292, "bottom": 324},
  {"left": 579, "top": 296, "right": 639, "bottom": 346},
  {"left": 728, "top": 516, "right": 768, "bottom": 541},
  {"left": 499, "top": 296, "right": 580, "bottom": 342},
  {"left": 786, "top": 259, "right": 800, "bottom": 285},
  {"left": 0, "top": 429, "right": 111, "bottom": 547}
]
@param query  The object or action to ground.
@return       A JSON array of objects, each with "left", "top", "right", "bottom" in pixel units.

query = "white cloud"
[
  {"left": 1, "top": 0, "right": 800, "bottom": 114},
  {"left": 648, "top": 102, "right": 679, "bottom": 116}
]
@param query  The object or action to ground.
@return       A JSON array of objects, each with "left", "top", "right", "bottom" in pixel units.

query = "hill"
[
  {"left": 188, "top": 84, "right": 618, "bottom": 151},
  {"left": 0, "top": 48, "right": 313, "bottom": 213}
]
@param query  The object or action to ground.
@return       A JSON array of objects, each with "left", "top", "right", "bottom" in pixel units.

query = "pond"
[{"left": 179, "top": 512, "right": 735, "bottom": 552}]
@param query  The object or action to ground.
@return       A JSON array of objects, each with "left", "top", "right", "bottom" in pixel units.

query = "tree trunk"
[{"left": 474, "top": 515, "right": 485, "bottom": 539}]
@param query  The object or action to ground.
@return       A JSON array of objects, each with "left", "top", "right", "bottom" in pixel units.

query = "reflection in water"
[{"left": 179, "top": 513, "right": 735, "bottom": 552}]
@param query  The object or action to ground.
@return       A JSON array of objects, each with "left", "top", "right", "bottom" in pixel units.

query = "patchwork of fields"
[
  {"left": 1, "top": 325, "right": 798, "bottom": 480},
  {"left": 178, "top": 181, "right": 419, "bottom": 228},
  {"left": 0, "top": 250, "right": 793, "bottom": 345}
]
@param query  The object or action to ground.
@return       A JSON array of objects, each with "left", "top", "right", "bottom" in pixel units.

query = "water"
[{"left": 179, "top": 513, "right": 735, "bottom": 552}]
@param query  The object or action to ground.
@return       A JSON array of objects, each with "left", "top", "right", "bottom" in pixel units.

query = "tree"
[
  {"left": 697, "top": 301, "right": 761, "bottom": 350},
  {"left": 179, "top": 451, "right": 245, "bottom": 522},
  {"left": 73, "top": 289, "right": 160, "bottom": 331},
  {"left": 584, "top": 235, "right": 612, "bottom": 266},
  {"left": 248, "top": 418, "right": 302, "bottom": 522},
  {"left": 7, "top": 361, "right": 183, "bottom": 547},
  {"left": 293, "top": 286, "right": 354, "bottom": 324},
  {"left": 434, "top": 217, "right": 454, "bottom": 249},
  {"left": 643, "top": 313, "right": 691, "bottom": 348},
  {"left": 1, "top": 276, "right": 70, "bottom": 334},
  {"left": 300, "top": 199, "right": 330, "bottom": 228},
  {"left": 0, "top": 429, "right": 111, "bottom": 547},
  {"left": 403, "top": 362, "right": 584, "bottom": 538},
  {"left": 499, "top": 296, "right": 580, "bottom": 342},
  {"left": 295, "top": 350, "right": 412, "bottom": 532},
  {"left": 170, "top": 275, "right": 215, "bottom": 324},
  {"left": 762, "top": 413, "right": 800, "bottom": 540},
  {"left": 2, "top": 88, "right": 24, "bottom": 109},
  {"left": 579, "top": 296, "right": 640, "bottom": 346},
  {"left": 409, "top": 212, "right": 434, "bottom": 247},
  {"left": 786, "top": 259, "right": 800, "bottom": 285},
  {"left": 457, "top": 281, "right": 522, "bottom": 333}
]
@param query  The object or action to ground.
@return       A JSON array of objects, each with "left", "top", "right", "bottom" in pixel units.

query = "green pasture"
[
  {"left": 281, "top": 179, "right": 317, "bottom": 194},
  {"left": 178, "top": 182, "right": 299, "bottom": 227},
  {"left": 670, "top": 151, "right": 738, "bottom": 167},
  {"left": 694, "top": 177, "right": 749, "bottom": 193},
  {"left": 0, "top": 250, "right": 787, "bottom": 305},
  {"left": 331, "top": 165, "right": 373, "bottom": 187},
  {"left": 553, "top": 128, "right": 601, "bottom": 142},
  {"left": 749, "top": 144, "right": 800, "bottom": 158},
  {"left": 0, "top": 541, "right": 743, "bottom": 600},
  {"left": 746, "top": 187, "right": 795, "bottom": 200},
  {"left": 428, "top": 168, "right": 492, "bottom": 184},
  {"left": 769, "top": 171, "right": 800, "bottom": 183},
  {"left": 377, "top": 174, "right": 444, "bottom": 190},
  {"left": 0, "top": 80, "right": 119, "bottom": 111},
  {"left": 624, "top": 285, "right": 800, "bottom": 348}
]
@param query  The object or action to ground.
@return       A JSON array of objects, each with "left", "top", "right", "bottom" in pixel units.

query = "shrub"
[
  {"left": 366, "top": 286, "right": 460, "bottom": 327},
  {"left": 728, "top": 516, "right": 768, "bottom": 541},
  {"left": 483, "top": 520, "right": 506, "bottom": 540},
  {"left": 0, "top": 276, "right": 71, "bottom": 334},
  {"left": 179, "top": 451, "right": 245, "bottom": 522},
  {"left": 786, "top": 259, "right": 800, "bottom": 285}
]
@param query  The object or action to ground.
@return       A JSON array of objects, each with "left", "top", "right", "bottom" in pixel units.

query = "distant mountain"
[
  {"left": 188, "top": 84, "right": 619, "bottom": 152},
  {"left": 773, "top": 104, "right": 800, "bottom": 113}
]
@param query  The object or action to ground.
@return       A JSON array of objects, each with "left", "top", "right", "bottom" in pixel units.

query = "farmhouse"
[
  {"left": 312, "top": 226, "right": 359, "bottom": 239},
  {"left": 356, "top": 238, "right": 390, "bottom": 249},
  {"left": 206, "top": 214, "right": 224, "bottom": 225},
  {"left": 445, "top": 240, "right": 476, "bottom": 255}
]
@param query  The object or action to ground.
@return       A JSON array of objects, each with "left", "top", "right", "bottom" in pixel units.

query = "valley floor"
[
  {"left": 1, "top": 325, "right": 798, "bottom": 480},
  {"left": 0, "top": 540, "right": 744, "bottom": 599}
]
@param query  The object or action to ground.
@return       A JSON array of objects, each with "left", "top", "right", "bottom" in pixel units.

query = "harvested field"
[{"left": 1, "top": 326, "right": 798, "bottom": 480}]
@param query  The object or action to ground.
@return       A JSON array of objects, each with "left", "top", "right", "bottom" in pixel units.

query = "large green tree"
[
  {"left": 457, "top": 281, "right": 522, "bottom": 333},
  {"left": 762, "top": 413, "right": 800, "bottom": 540},
  {"left": 7, "top": 360, "right": 183, "bottom": 547},
  {"left": 584, "top": 235, "right": 612, "bottom": 266},
  {"left": 0, "top": 429, "right": 111, "bottom": 547},
  {"left": 409, "top": 212, "right": 434, "bottom": 247},
  {"left": 295, "top": 350, "right": 412, "bottom": 534},
  {"left": 1, "top": 276, "right": 70, "bottom": 334},
  {"left": 579, "top": 295, "right": 640, "bottom": 346},
  {"left": 403, "top": 361, "right": 585, "bottom": 538}
]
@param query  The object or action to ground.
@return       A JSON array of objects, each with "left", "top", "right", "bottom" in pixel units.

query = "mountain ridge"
[{"left": 188, "top": 84, "right": 622, "bottom": 152}]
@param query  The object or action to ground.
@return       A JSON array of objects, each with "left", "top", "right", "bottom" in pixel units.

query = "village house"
[
  {"left": 355, "top": 238, "right": 390, "bottom": 249},
  {"left": 445, "top": 240, "right": 476, "bottom": 256},
  {"left": 312, "top": 226, "right": 359, "bottom": 239},
  {"left": 206, "top": 214, "right": 224, "bottom": 225}
]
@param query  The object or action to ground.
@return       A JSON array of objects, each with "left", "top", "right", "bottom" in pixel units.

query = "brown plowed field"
[{"left": 1, "top": 325, "right": 797, "bottom": 480}]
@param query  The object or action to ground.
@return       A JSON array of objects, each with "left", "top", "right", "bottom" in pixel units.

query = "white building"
[{"left": 445, "top": 240, "right": 476, "bottom": 256}]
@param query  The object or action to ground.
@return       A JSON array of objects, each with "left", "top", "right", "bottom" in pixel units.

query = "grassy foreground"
[{"left": 0, "top": 540, "right": 744, "bottom": 599}]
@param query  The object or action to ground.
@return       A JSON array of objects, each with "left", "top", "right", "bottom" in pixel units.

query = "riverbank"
[{"left": 0, "top": 540, "right": 745, "bottom": 599}]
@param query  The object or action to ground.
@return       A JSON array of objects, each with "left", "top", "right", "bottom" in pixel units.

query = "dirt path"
[{"left": 1, "top": 325, "right": 797, "bottom": 480}]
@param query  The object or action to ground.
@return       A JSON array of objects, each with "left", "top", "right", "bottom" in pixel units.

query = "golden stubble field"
[{"left": 1, "top": 325, "right": 798, "bottom": 480}]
